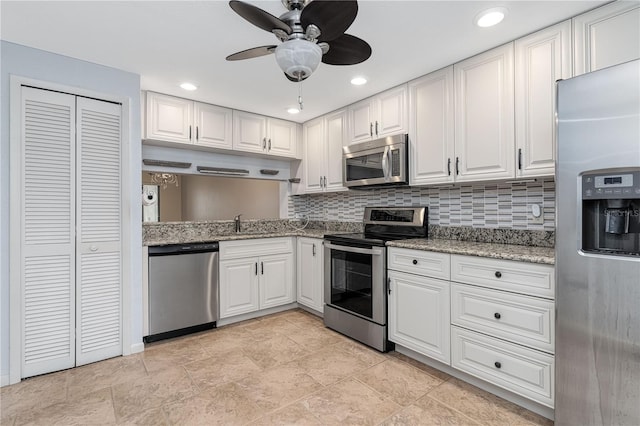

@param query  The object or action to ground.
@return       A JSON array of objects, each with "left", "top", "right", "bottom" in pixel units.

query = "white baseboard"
[
  {"left": 1, "top": 374, "right": 10, "bottom": 387},
  {"left": 217, "top": 303, "right": 298, "bottom": 327},
  {"left": 130, "top": 342, "right": 145, "bottom": 354}
]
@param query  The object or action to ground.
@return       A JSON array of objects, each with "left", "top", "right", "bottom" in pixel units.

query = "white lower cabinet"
[
  {"left": 451, "top": 326, "right": 554, "bottom": 408},
  {"left": 388, "top": 270, "right": 450, "bottom": 363},
  {"left": 219, "top": 238, "right": 294, "bottom": 319},
  {"left": 388, "top": 246, "right": 556, "bottom": 410},
  {"left": 296, "top": 237, "right": 324, "bottom": 313}
]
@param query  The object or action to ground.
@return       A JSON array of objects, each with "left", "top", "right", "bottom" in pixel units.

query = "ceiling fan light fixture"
[
  {"left": 275, "top": 39, "right": 322, "bottom": 80},
  {"left": 350, "top": 76, "right": 367, "bottom": 86},
  {"left": 475, "top": 7, "right": 507, "bottom": 27}
]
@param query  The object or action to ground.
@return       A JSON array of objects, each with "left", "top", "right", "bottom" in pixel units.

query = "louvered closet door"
[
  {"left": 21, "top": 87, "right": 77, "bottom": 378},
  {"left": 75, "top": 98, "right": 122, "bottom": 365}
]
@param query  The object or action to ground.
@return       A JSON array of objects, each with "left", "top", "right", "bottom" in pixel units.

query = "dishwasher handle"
[{"left": 148, "top": 242, "right": 219, "bottom": 256}]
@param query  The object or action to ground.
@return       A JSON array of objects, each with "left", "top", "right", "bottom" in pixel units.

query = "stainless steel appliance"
[
  {"left": 343, "top": 134, "right": 408, "bottom": 188},
  {"left": 324, "top": 206, "right": 427, "bottom": 351},
  {"left": 145, "top": 242, "right": 219, "bottom": 343},
  {"left": 556, "top": 60, "right": 640, "bottom": 425}
]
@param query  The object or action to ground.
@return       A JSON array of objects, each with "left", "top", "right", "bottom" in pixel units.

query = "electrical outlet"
[{"left": 530, "top": 204, "right": 544, "bottom": 224}]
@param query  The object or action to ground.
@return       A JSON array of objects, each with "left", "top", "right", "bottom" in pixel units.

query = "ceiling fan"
[{"left": 226, "top": 0, "right": 372, "bottom": 82}]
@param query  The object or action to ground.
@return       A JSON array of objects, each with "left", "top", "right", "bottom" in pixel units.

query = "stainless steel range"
[{"left": 324, "top": 206, "right": 427, "bottom": 352}]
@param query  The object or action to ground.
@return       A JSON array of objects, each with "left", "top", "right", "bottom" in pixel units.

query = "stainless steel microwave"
[{"left": 343, "top": 134, "right": 408, "bottom": 188}]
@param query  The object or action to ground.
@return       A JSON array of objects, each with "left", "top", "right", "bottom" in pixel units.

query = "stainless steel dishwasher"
[{"left": 145, "top": 242, "right": 219, "bottom": 343}]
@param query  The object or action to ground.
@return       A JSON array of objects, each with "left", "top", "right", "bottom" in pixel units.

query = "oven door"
[{"left": 324, "top": 241, "right": 386, "bottom": 325}]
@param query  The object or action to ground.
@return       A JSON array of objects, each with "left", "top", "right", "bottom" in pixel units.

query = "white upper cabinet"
[
  {"left": 302, "top": 116, "right": 324, "bottom": 193},
  {"left": 145, "top": 92, "right": 193, "bottom": 144},
  {"left": 144, "top": 91, "right": 232, "bottom": 149},
  {"left": 301, "top": 109, "right": 348, "bottom": 193},
  {"left": 194, "top": 102, "right": 233, "bottom": 149},
  {"left": 454, "top": 43, "right": 515, "bottom": 182},
  {"left": 573, "top": 1, "right": 640, "bottom": 76},
  {"left": 408, "top": 66, "right": 455, "bottom": 186},
  {"left": 515, "top": 20, "right": 572, "bottom": 178},
  {"left": 348, "top": 85, "right": 407, "bottom": 144},
  {"left": 233, "top": 110, "right": 298, "bottom": 158}
]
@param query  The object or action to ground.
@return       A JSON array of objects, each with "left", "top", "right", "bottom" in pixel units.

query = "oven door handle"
[{"left": 325, "top": 242, "right": 383, "bottom": 256}]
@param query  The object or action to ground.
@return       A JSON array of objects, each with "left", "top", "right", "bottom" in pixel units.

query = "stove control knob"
[{"left": 412, "top": 259, "right": 418, "bottom": 265}]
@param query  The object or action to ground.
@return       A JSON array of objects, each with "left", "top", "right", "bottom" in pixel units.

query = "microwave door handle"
[
  {"left": 325, "top": 242, "right": 383, "bottom": 256},
  {"left": 381, "top": 146, "right": 390, "bottom": 181}
]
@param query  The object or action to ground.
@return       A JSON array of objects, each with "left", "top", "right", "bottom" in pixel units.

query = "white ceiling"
[{"left": 1, "top": 1, "right": 606, "bottom": 123}]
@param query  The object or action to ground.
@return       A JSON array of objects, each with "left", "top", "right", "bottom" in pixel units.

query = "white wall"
[{"left": 0, "top": 41, "right": 143, "bottom": 383}]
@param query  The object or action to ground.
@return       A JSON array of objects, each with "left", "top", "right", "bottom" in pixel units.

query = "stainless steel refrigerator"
[{"left": 556, "top": 59, "right": 640, "bottom": 425}]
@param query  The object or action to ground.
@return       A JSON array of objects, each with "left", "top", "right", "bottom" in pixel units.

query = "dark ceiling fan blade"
[
  {"left": 226, "top": 45, "right": 277, "bottom": 61},
  {"left": 321, "top": 34, "right": 371, "bottom": 65},
  {"left": 229, "top": 0, "right": 292, "bottom": 35},
  {"left": 300, "top": 0, "right": 358, "bottom": 42},
  {"left": 284, "top": 72, "right": 309, "bottom": 82}
]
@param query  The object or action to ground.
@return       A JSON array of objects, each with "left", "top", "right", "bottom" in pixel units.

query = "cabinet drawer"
[
  {"left": 451, "top": 326, "right": 554, "bottom": 408},
  {"left": 388, "top": 247, "right": 450, "bottom": 280},
  {"left": 220, "top": 237, "right": 293, "bottom": 260},
  {"left": 451, "top": 255, "right": 554, "bottom": 299},
  {"left": 451, "top": 283, "right": 554, "bottom": 353}
]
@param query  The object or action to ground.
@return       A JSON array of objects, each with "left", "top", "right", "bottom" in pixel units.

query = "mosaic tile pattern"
[{"left": 288, "top": 179, "right": 556, "bottom": 231}]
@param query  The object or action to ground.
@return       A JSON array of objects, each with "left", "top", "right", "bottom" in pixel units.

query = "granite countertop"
[
  {"left": 387, "top": 238, "right": 555, "bottom": 265},
  {"left": 143, "top": 228, "right": 334, "bottom": 246}
]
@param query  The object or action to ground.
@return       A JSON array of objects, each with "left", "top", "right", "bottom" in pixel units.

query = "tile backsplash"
[{"left": 288, "top": 178, "right": 555, "bottom": 231}]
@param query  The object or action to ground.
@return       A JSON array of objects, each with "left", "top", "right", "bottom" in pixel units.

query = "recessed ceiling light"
[
  {"left": 475, "top": 7, "right": 508, "bottom": 28},
  {"left": 287, "top": 107, "right": 300, "bottom": 114},
  {"left": 179, "top": 82, "right": 198, "bottom": 91},
  {"left": 351, "top": 76, "right": 367, "bottom": 86}
]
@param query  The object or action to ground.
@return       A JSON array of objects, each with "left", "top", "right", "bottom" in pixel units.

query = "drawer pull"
[
  {"left": 494, "top": 312, "right": 501, "bottom": 319},
  {"left": 494, "top": 361, "right": 502, "bottom": 369},
  {"left": 495, "top": 271, "right": 502, "bottom": 278},
  {"left": 412, "top": 259, "right": 418, "bottom": 265}
]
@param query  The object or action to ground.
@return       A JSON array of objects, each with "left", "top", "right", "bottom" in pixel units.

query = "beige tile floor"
[{"left": 1, "top": 309, "right": 553, "bottom": 426}]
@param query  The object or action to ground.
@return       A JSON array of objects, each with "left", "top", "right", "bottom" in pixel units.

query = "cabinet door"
[
  {"left": 232, "top": 110, "right": 267, "bottom": 154},
  {"left": 408, "top": 67, "right": 455, "bottom": 185},
  {"left": 375, "top": 85, "right": 407, "bottom": 138},
  {"left": 267, "top": 118, "right": 298, "bottom": 158},
  {"left": 219, "top": 258, "right": 259, "bottom": 318},
  {"left": 145, "top": 92, "right": 193, "bottom": 144},
  {"left": 348, "top": 98, "right": 374, "bottom": 144},
  {"left": 454, "top": 43, "right": 515, "bottom": 182},
  {"left": 296, "top": 238, "right": 324, "bottom": 312},
  {"left": 302, "top": 117, "right": 325, "bottom": 193},
  {"left": 515, "top": 21, "right": 571, "bottom": 178},
  {"left": 388, "top": 271, "right": 450, "bottom": 364},
  {"left": 194, "top": 102, "right": 233, "bottom": 149},
  {"left": 259, "top": 253, "right": 294, "bottom": 309},
  {"left": 573, "top": 1, "right": 640, "bottom": 76},
  {"left": 324, "top": 109, "right": 348, "bottom": 192}
]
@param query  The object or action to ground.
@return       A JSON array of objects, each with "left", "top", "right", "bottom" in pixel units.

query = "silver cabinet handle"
[
  {"left": 320, "top": 176, "right": 323, "bottom": 187},
  {"left": 189, "top": 125, "right": 192, "bottom": 140},
  {"left": 325, "top": 242, "right": 383, "bottom": 256},
  {"left": 369, "top": 122, "right": 373, "bottom": 137},
  {"left": 196, "top": 126, "right": 199, "bottom": 141},
  {"left": 323, "top": 176, "right": 327, "bottom": 188},
  {"left": 375, "top": 120, "right": 379, "bottom": 136},
  {"left": 263, "top": 137, "right": 267, "bottom": 149},
  {"left": 261, "top": 262, "right": 264, "bottom": 275},
  {"left": 312, "top": 244, "right": 316, "bottom": 256},
  {"left": 268, "top": 138, "right": 271, "bottom": 151}
]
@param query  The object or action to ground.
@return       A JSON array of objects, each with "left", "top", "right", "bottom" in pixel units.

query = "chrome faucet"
[{"left": 234, "top": 214, "right": 242, "bottom": 233}]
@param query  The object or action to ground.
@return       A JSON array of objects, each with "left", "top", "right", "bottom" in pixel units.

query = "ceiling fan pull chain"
[{"left": 298, "top": 79, "right": 304, "bottom": 110}]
